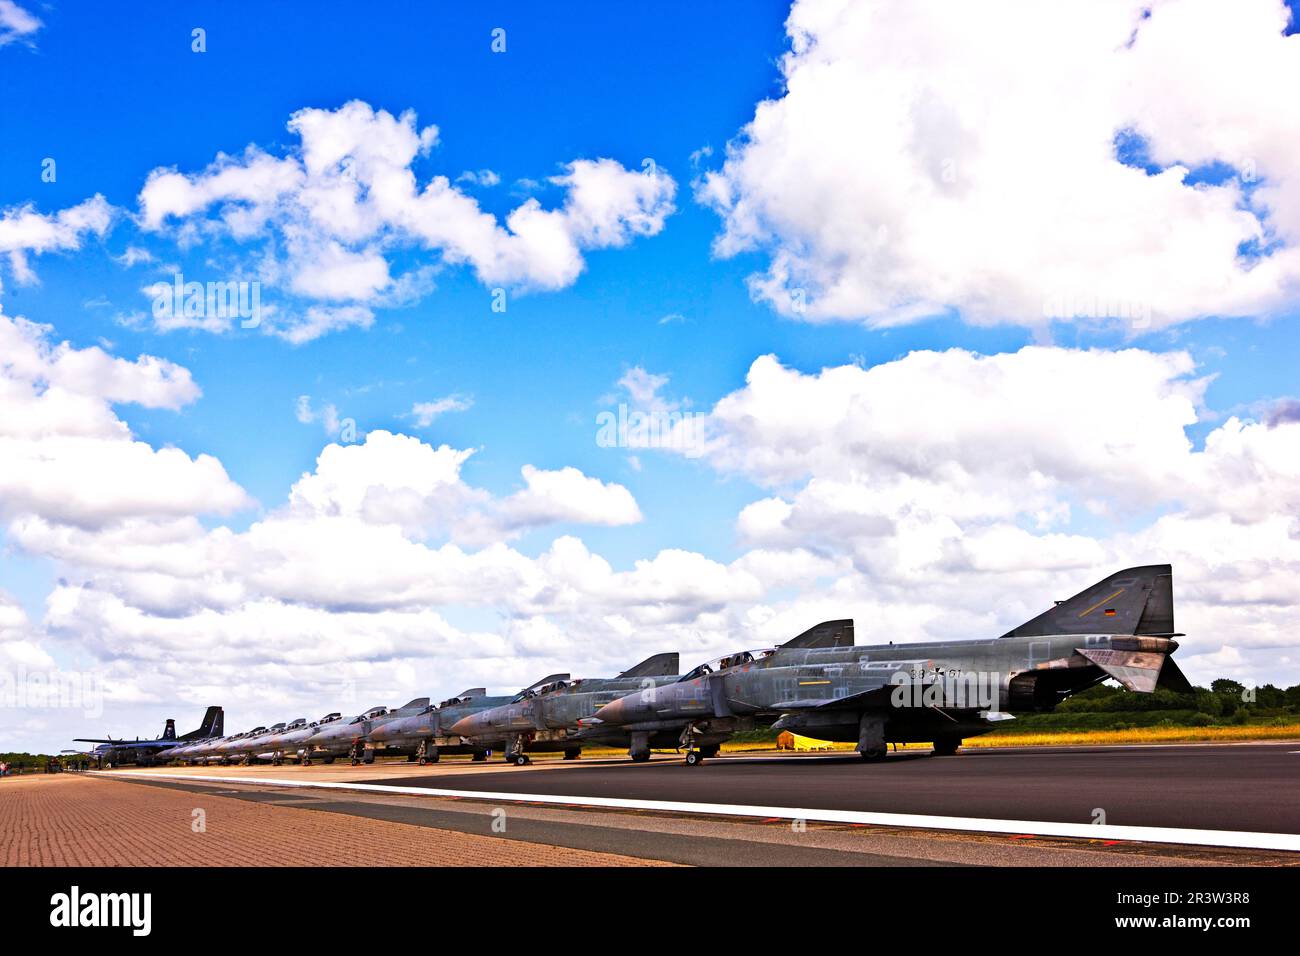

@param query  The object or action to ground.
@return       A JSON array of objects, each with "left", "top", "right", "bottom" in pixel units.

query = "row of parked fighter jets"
[{"left": 139, "top": 565, "right": 1190, "bottom": 768}]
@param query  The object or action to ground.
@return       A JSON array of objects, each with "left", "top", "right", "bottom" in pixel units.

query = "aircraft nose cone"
[
  {"left": 448, "top": 715, "right": 478, "bottom": 737},
  {"left": 594, "top": 696, "right": 628, "bottom": 725}
]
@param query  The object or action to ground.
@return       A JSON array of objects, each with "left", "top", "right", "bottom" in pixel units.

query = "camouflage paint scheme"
[
  {"left": 448, "top": 654, "right": 682, "bottom": 764},
  {"left": 594, "top": 565, "right": 1189, "bottom": 764}
]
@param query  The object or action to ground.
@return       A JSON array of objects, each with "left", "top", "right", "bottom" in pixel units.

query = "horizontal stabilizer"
[
  {"left": 618, "top": 652, "right": 680, "bottom": 679},
  {"left": 780, "top": 619, "right": 854, "bottom": 650},
  {"left": 1002, "top": 565, "right": 1174, "bottom": 638},
  {"left": 1076, "top": 647, "right": 1169, "bottom": 693},
  {"left": 1155, "top": 655, "right": 1194, "bottom": 693}
]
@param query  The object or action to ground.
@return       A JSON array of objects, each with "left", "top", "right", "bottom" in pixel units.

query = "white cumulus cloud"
[
  {"left": 700, "top": 0, "right": 1300, "bottom": 330},
  {"left": 137, "top": 100, "right": 676, "bottom": 339}
]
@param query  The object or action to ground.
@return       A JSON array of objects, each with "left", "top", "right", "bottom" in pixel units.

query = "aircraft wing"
[
  {"left": 769, "top": 660, "right": 966, "bottom": 711},
  {"left": 770, "top": 676, "right": 898, "bottom": 712},
  {"left": 73, "top": 738, "right": 174, "bottom": 747}
]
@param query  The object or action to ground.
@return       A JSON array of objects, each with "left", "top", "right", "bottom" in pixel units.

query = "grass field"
[{"left": 570, "top": 721, "right": 1300, "bottom": 758}]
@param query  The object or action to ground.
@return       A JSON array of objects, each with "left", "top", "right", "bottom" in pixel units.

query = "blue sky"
[
  {"left": 4, "top": 1, "right": 1300, "bottom": 746},
  {"left": 1, "top": 0, "right": 1047, "bottom": 575}
]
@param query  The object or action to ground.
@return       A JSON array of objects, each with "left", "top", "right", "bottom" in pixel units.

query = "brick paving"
[{"left": 0, "top": 773, "right": 672, "bottom": 866}]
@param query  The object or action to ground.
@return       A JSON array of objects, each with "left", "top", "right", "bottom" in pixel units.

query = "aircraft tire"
[
  {"left": 932, "top": 736, "right": 961, "bottom": 757},
  {"left": 630, "top": 752, "right": 651, "bottom": 763},
  {"left": 685, "top": 750, "right": 702, "bottom": 766},
  {"left": 859, "top": 748, "right": 887, "bottom": 762},
  {"left": 563, "top": 748, "right": 580, "bottom": 760}
]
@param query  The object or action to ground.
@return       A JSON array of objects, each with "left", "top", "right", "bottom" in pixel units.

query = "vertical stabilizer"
[{"left": 1001, "top": 565, "right": 1174, "bottom": 638}]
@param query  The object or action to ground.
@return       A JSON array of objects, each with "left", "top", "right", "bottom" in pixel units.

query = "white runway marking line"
[{"left": 104, "top": 771, "right": 1300, "bottom": 853}]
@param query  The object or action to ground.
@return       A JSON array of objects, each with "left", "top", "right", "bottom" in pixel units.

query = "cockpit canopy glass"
[
  {"left": 679, "top": 648, "right": 777, "bottom": 681},
  {"left": 513, "top": 678, "right": 574, "bottom": 702}
]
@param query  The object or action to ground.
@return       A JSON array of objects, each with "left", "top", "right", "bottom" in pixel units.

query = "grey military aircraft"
[
  {"left": 170, "top": 714, "right": 320, "bottom": 765},
  {"left": 595, "top": 565, "right": 1189, "bottom": 764},
  {"left": 73, "top": 706, "right": 224, "bottom": 766},
  {"left": 249, "top": 716, "right": 318, "bottom": 764},
  {"left": 449, "top": 653, "right": 681, "bottom": 765},
  {"left": 299, "top": 700, "right": 430, "bottom": 764},
  {"left": 169, "top": 723, "right": 249, "bottom": 765},
  {"left": 584, "top": 620, "right": 854, "bottom": 762},
  {"left": 363, "top": 677, "right": 570, "bottom": 764}
]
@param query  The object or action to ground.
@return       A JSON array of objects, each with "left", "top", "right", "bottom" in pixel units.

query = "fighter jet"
[
  {"left": 449, "top": 653, "right": 681, "bottom": 765},
  {"left": 364, "top": 678, "right": 569, "bottom": 765},
  {"left": 171, "top": 715, "right": 316, "bottom": 765},
  {"left": 595, "top": 565, "right": 1189, "bottom": 764},
  {"left": 299, "top": 700, "right": 430, "bottom": 765},
  {"left": 73, "top": 706, "right": 224, "bottom": 766},
  {"left": 588, "top": 620, "right": 854, "bottom": 762}
]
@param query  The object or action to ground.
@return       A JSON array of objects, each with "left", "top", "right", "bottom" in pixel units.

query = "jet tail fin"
[
  {"left": 455, "top": 688, "right": 488, "bottom": 698},
  {"left": 182, "top": 705, "right": 224, "bottom": 740},
  {"left": 1002, "top": 565, "right": 1174, "bottom": 638},
  {"left": 162, "top": 719, "right": 176, "bottom": 741},
  {"left": 618, "top": 652, "right": 680, "bottom": 679},
  {"left": 780, "top": 619, "right": 854, "bottom": 650},
  {"left": 395, "top": 698, "right": 430, "bottom": 712}
]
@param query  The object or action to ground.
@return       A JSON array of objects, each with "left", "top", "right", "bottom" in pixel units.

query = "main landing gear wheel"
[
  {"left": 932, "top": 736, "right": 962, "bottom": 757},
  {"left": 859, "top": 748, "right": 887, "bottom": 762},
  {"left": 471, "top": 752, "right": 487, "bottom": 762},
  {"left": 684, "top": 750, "right": 703, "bottom": 766},
  {"left": 511, "top": 753, "right": 531, "bottom": 766},
  {"left": 701, "top": 744, "right": 720, "bottom": 759},
  {"left": 563, "top": 748, "right": 581, "bottom": 761},
  {"left": 630, "top": 752, "right": 651, "bottom": 763}
]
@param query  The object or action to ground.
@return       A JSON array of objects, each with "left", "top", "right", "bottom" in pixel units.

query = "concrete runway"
[{"left": 365, "top": 742, "right": 1300, "bottom": 834}]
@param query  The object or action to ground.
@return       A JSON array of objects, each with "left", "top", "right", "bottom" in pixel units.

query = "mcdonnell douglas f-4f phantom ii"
[
  {"left": 363, "top": 675, "right": 572, "bottom": 765},
  {"left": 298, "top": 700, "right": 430, "bottom": 765},
  {"left": 449, "top": 653, "right": 681, "bottom": 765},
  {"left": 595, "top": 565, "right": 1190, "bottom": 765},
  {"left": 584, "top": 619, "right": 855, "bottom": 762}
]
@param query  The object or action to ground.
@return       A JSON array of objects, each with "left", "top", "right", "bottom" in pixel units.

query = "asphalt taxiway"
[
  {"left": 367, "top": 742, "right": 1300, "bottom": 834},
  {"left": 80, "top": 741, "right": 1300, "bottom": 866}
]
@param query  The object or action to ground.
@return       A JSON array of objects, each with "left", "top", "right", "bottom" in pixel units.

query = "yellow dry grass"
[
  {"left": 960, "top": 722, "right": 1300, "bottom": 748},
  {"left": 713, "top": 722, "right": 1300, "bottom": 751}
]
